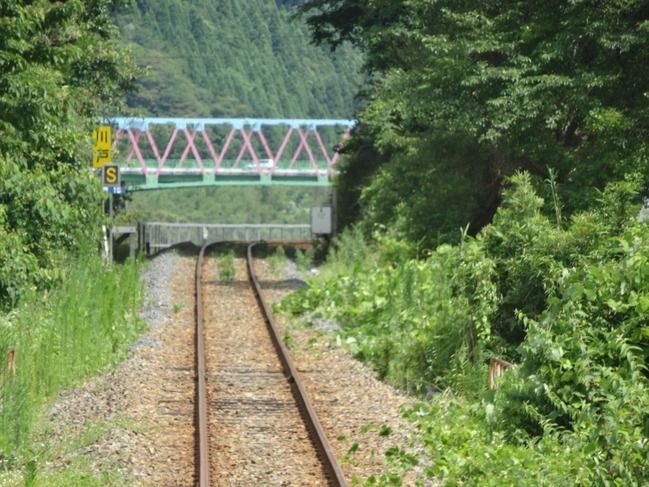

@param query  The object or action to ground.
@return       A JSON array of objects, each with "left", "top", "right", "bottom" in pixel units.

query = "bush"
[
  {"left": 403, "top": 395, "right": 589, "bottom": 486},
  {"left": 278, "top": 172, "right": 649, "bottom": 484},
  {"left": 295, "top": 248, "right": 314, "bottom": 271}
]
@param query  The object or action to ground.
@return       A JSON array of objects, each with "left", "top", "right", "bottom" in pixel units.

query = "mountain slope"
[
  {"left": 114, "top": 0, "right": 363, "bottom": 118},
  {"left": 113, "top": 0, "right": 361, "bottom": 225}
]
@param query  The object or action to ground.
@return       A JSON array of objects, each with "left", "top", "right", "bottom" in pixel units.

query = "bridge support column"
[{"left": 145, "top": 174, "right": 158, "bottom": 188}]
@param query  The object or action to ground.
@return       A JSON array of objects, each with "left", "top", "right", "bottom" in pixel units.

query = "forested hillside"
[
  {"left": 113, "top": 0, "right": 362, "bottom": 118},
  {"left": 112, "top": 0, "right": 363, "bottom": 224}
]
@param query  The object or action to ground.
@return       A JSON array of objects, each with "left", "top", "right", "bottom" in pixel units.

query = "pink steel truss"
[{"left": 109, "top": 118, "right": 354, "bottom": 179}]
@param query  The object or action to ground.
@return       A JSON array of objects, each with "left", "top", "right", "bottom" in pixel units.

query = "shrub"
[
  {"left": 295, "top": 248, "right": 314, "bottom": 271},
  {"left": 269, "top": 246, "right": 287, "bottom": 276},
  {"left": 278, "top": 172, "right": 649, "bottom": 484}
]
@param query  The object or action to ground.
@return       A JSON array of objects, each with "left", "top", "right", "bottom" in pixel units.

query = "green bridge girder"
[{"left": 118, "top": 159, "right": 333, "bottom": 191}]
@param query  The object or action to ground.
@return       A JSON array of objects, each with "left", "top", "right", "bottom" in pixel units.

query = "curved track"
[{"left": 195, "top": 243, "right": 347, "bottom": 486}]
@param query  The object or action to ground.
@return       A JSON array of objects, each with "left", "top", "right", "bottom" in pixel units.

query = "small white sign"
[{"left": 311, "top": 206, "right": 332, "bottom": 234}]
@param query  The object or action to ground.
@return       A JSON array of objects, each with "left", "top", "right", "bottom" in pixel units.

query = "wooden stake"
[
  {"left": 489, "top": 356, "right": 514, "bottom": 390},
  {"left": 8, "top": 348, "right": 15, "bottom": 375}
]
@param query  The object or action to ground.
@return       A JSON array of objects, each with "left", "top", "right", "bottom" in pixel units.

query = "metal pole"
[
  {"left": 109, "top": 193, "right": 114, "bottom": 261},
  {"left": 332, "top": 187, "right": 338, "bottom": 238},
  {"left": 129, "top": 233, "right": 136, "bottom": 262}
]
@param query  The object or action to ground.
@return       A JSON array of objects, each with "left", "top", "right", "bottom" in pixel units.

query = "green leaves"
[
  {"left": 0, "top": 1, "right": 135, "bottom": 308},
  {"left": 301, "top": 0, "right": 649, "bottom": 248},
  {"left": 280, "top": 172, "right": 649, "bottom": 484},
  {"left": 491, "top": 191, "right": 649, "bottom": 483},
  {"left": 0, "top": 159, "right": 104, "bottom": 308},
  {"left": 279, "top": 223, "right": 500, "bottom": 394}
]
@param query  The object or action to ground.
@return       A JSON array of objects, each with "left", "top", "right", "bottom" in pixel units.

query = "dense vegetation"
[
  {"left": 124, "top": 186, "right": 332, "bottom": 224},
  {"left": 112, "top": 0, "right": 363, "bottom": 224},
  {"left": 271, "top": 0, "right": 649, "bottom": 484},
  {"left": 113, "top": 0, "right": 363, "bottom": 118},
  {"left": 0, "top": 0, "right": 136, "bottom": 308},
  {"left": 298, "top": 0, "right": 649, "bottom": 246},
  {"left": 280, "top": 174, "right": 649, "bottom": 485},
  {"left": 0, "top": 2, "right": 147, "bottom": 484},
  {"left": 3, "top": 0, "right": 649, "bottom": 484}
]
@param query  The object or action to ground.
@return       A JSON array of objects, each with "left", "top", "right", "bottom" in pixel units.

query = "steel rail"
[
  {"left": 196, "top": 244, "right": 211, "bottom": 487},
  {"left": 246, "top": 243, "right": 348, "bottom": 487}
]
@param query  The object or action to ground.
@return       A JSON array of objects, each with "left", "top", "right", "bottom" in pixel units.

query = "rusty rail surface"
[
  {"left": 195, "top": 242, "right": 346, "bottom": 486},
  {"left": 247, "top": 243, "right": 348, "bottom": 487},
  {"left": 196, "top": 244, "right": 211, "bottom": 487}
]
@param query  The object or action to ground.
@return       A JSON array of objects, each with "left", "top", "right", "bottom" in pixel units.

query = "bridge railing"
[{"left": 140, "top": 222, "right": 312, "bottom": 252}]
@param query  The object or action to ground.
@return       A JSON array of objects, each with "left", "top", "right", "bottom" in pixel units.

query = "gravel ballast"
[{"left": 37, "top": 250, "right": 436, "bottom": 486}]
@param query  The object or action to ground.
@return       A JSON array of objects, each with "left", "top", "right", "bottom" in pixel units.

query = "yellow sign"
[
  {"left": 93, "top": 126, "right": 112, "bottom": 167},
  {"left": 102, "top": 164, "right": 120, "bottom": 187}
]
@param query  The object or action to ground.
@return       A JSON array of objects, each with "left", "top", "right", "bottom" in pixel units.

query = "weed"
[
  {"left": 295, "top": 248, "right": 314, "bottom": 271},
  {"left": 218, "top": 251, "right": 236, "bottom": 283},
  {"left": 340, "top": 442, "right": 360, "bottom": 465},
  {"left": 269, "top": 246, "right": 287, "bottom": 276},
  {"left": 23, "top": 457, "right": 37, "bottom": 487},
  {"left": 283, "top": 331, "right": 296, "bottom": 350}
]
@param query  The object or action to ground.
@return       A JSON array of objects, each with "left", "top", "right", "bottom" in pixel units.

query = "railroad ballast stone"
[{"left": 37, "top": 249, "right": 435, "bottom": 485}]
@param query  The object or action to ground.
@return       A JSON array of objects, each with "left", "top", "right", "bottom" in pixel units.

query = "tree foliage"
[
  {"left": 0, "top": 0, "right": 136, "bottom": 308},
  {"left": 300, "top": 0, "right": 649, "bottom": 245},
  {"left": 112, "top": 0, "right": 362, "bottom": 224},
  {"left": 125, "top": 186, "right": 332, "bottom": 225},
  {"left": 279, "top": 174, "right": 649, "bottom": 484},
  {"left": 113, "top": 0, "right": 363, "bottom": 118}
]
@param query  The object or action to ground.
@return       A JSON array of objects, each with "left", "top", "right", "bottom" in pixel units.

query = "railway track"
[{"left": 195, "top": 243, "right": 347, "bottom": 486}]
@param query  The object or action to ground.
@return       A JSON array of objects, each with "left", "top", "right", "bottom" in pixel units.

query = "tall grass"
[{"left": 0, "top": 252, "right": 145, "bottom": 465}]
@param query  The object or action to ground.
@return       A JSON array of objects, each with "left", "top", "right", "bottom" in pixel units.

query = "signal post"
[{"left": 93, "top": 126, "right": 136, "bottom": 261}]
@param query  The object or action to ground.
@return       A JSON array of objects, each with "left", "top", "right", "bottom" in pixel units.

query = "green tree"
[
  {"left": 300, "top": 0, "right": 649, "bottom": 246},
  {"left": 114, "top": 0, "right": 363, "bottom": 118},
  {"left": 0, "top": 0, "right": 136, "bottom": 308}
]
